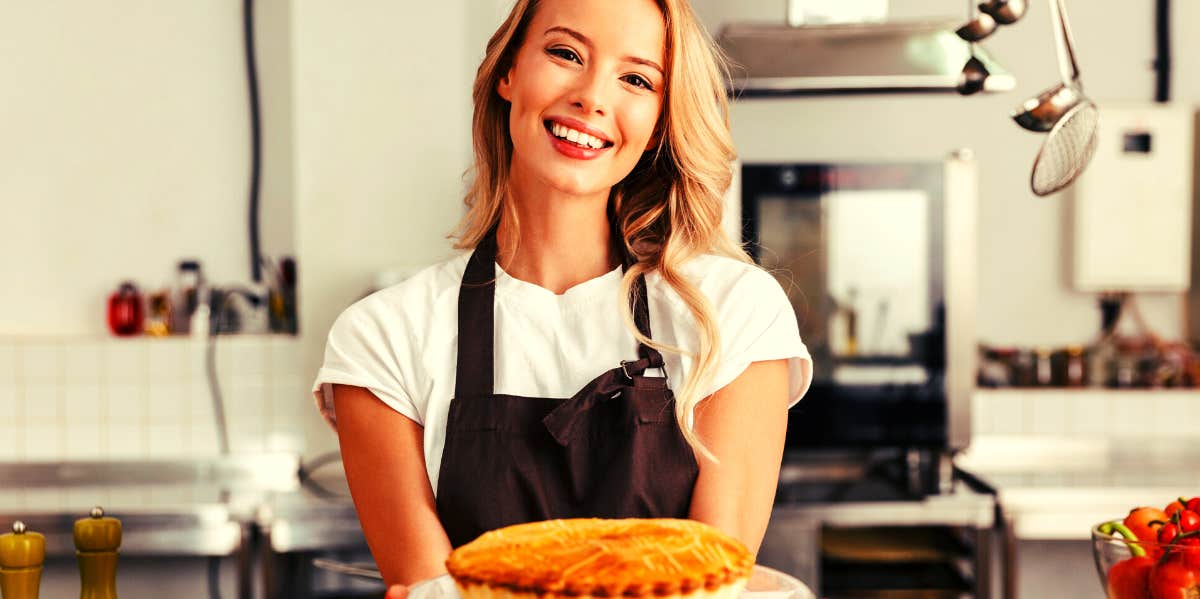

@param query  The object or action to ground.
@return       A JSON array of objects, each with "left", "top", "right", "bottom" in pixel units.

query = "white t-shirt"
[{"left": 312, "top": 252, "right": 813, "bottom": 493}]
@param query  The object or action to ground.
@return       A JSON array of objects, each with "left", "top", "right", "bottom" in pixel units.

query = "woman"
[{"left": 312, "top": 0, "right": 813, "bottom": 590}]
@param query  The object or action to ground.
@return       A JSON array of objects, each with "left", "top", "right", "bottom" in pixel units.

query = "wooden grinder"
[
  {"left": 0, "top": 521, "right": 45, "bottom": 599},
  {"left": 74, "top": 507, "right": 120, "bottom": 599}
]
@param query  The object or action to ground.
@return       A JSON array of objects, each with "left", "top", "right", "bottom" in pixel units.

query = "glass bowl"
[{"left": 1092, "top": 522, "right": 1200, "bottom": 599}]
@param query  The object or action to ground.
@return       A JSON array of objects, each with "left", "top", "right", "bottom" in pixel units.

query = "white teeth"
[{"left": 550, "top": 122, "right": 607, "bottom": 149}]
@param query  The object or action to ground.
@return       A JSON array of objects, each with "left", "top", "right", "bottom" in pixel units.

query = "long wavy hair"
[{"left": 452, "top": 0, "right": 748, "bottom": 461}]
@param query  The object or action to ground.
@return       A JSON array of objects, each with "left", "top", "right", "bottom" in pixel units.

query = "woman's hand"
[{"left": 386, "top": 584, "right": 409, "bottom": 599}]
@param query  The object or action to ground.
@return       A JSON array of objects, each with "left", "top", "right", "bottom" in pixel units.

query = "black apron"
[{"left": 434, "top": 229, "right": 700, "bottom": 547}]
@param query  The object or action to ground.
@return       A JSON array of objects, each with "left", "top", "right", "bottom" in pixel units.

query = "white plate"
[{"left": 314, "top": 562, "right": 814, "bottom": 599}]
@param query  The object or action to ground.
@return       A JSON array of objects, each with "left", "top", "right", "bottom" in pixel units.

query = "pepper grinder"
[
  {"left": 0, "top": 521, "right": 45, "bottom": 599},
  {"left": 74, "top": 507, "right": 120, "bottom": 599}
]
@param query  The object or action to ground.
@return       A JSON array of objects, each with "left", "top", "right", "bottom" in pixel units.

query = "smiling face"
[{"left": 497, "top": 0, "right": 667, "bottom": 199}]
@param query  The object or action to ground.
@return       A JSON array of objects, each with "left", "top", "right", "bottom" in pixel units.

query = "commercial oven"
[{"left": 728, "top": 153, "right": 997, "bottom": 598}]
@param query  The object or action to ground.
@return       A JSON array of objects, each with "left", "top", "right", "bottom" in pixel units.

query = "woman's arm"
[
  {"left": 333, "top": 384, "right": 453, "bottom": 585},
  {"left": 687, "top": 359, "right": 790, "bottom": 555}
]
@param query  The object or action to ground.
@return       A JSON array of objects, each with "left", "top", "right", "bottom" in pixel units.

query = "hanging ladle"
[
  {"left": 959, "top": 0, "right": 1027, "bottom": 42},
  {"left": 978, "top": 0, "right": 1028, "bottom": 25},
  {"left": 957, "top": 10, "right": 997, "bottom": 42},
  {"left": 1011, "top": 0, "right": 1100, "bottom": 196},
  {"left": 957, "top": 0, "right": 994, "bottom": 94},
  {"left": 1012, "top": 0, "right": 1093, "bottom": 132}
]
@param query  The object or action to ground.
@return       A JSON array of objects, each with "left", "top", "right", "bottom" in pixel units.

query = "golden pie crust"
[{"left": 445, "top": 518, "right": 753, "bottom": 599}]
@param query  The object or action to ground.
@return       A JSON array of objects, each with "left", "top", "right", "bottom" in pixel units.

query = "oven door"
[{"left": 730, "top": 157, "right": 976, "bottom": 452}]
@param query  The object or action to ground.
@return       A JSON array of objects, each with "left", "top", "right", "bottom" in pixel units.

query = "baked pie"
[{"left": 445, "top": 518, "right": 753, "bottom": 599}]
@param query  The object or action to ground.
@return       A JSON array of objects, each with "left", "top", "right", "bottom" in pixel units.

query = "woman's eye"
[
  {"left": 547, "top": 47, "right": 581, "bottom": 64},
  {"left": 622, "top": 74, "right": 655, "bottom": 91}
]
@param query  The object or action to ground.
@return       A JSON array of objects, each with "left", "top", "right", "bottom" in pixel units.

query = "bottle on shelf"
[{"left": 170, "top": 260, "right": 205, "bottom": 336}]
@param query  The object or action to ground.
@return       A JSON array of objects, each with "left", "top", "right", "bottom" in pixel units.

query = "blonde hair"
[{"left": 452, "top": 0, "right": 748, "bottom": 462}]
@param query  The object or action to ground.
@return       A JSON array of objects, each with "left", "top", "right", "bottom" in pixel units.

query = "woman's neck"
[{"left": 496, "top": 177, "right": 620, "bottom": 295}]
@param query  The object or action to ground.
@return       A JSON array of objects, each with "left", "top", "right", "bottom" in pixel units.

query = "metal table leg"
[
  {"left": 974, "top": 525, "right": 992, "bottom": 599},
  {"left": 1002, "top": 511, "right": 1017, "bottom": 599}
]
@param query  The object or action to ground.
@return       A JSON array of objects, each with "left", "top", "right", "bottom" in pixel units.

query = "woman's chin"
[{"left": 541, "top": 175, "right": 618, "bottom": 199}]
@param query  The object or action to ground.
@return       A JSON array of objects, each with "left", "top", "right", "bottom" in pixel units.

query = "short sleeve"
[
  {"left": 706, "top": 267, "right": 813, "bottom": 407},
  {"left": 310, "top": 295, "right": 423, "bottom": 429}
]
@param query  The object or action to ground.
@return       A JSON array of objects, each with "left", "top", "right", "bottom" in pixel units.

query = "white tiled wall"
[
  {"left": 972, "top": 388, "right": 1200, "bottom": 438},
  {"left": 0, "top": 336, "right": 306, "bottom": 461}
]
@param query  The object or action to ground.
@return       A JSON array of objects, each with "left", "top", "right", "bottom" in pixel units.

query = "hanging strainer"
[
  {"left": 1011, "top": 0, "right": 1098, "bottom": 196},
  {"left": 1030, "top": 100, "right": 1098, "bottom": 196}
]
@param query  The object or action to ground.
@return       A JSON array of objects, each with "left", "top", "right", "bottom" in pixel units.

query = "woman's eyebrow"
[{"left": 543, "top": 26, "right": 664, "bottom": 75}]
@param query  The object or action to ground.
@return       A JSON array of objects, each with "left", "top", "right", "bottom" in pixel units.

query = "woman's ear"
[{"left": 497, "top": 69, "right": 514, "bottom": 102}]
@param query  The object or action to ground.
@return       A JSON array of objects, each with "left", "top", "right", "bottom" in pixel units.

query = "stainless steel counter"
[
  {"left": 0, "top": 453, "right": 300, "bottom": 556},
  {"left": 1, "top": 505, "right": 243, "bottom": 556},
  {"left": 259, "top": 477, "right": 361, "bottom": 553},
  {"left": 956, "top": 435, "right": 1200, "bottom": 540},
  {"left": 0, "top": 453, "right": 309, "bottom": 599}
]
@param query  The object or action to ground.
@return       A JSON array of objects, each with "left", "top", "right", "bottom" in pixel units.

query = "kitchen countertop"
[
  {"left": 955, "top": 435, "right": 1200, "bottom": 540},
  {"left": 0, "top": 453, "right": 310, "bottom": 556},
  {"left": 7, "top": 440, "right": 1185, "bottom": 547}
]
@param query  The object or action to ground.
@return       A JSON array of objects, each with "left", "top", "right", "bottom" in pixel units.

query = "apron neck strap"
[{"left": 454, "top": 225, "right": 661, "bottom": 399}]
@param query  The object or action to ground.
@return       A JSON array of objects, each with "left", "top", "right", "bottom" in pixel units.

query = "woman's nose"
[{"left": 569, "top": 69, "right": 609, "bottom": 116}]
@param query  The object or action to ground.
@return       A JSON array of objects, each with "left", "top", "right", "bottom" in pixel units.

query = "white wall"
[
  {"left": 0, "top": 2, "right": 293, "bottom": 336},
  {"left": 697, "top": 0, "right": 1200, "bottom": 346},
  {"left": 292, "top": 0, "right": 479, "bottom": 453}
]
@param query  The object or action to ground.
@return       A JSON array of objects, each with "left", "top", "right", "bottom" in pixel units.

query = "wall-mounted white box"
[{"left": 1073, "top": 104, "right": 1196, "bottom": 292}]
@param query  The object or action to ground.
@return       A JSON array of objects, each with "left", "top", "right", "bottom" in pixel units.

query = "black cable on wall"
[
  {"left": 1154, "top": 0, "right": 1171, "bottom": 102},
  {"left": 244, "top": 0, "right": 264, "bottom": 283}
]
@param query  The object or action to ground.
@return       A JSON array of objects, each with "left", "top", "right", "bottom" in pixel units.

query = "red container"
[{"left": 107, "top": 282, "right": 144, "bottom": 336}]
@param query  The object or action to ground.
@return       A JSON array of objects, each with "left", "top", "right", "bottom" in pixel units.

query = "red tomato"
[
  {"left": 1128, "top": 507, "right": 1171, "bottom": 543},
  {"left": 1180, "top": 511, "right": 1200, "bottom": 534},
  {"left": 1108, "top": 556, "right": 1155, "bottom": 599},
  {"left": 1166, "top": 500, "right": 1186, "bottom": 518},
  {"left": 1187, "top": 497, "right": 1200, "bottom": 514},
  {"left": 1181, "top": 539, "right": 1200, "bottom": 571},
  {"left": 1160, "top": 523, "right": 1180, "bottom": 545},
  {"left": 1149, "top": 558, "right": 1198, "bottom": 599}
]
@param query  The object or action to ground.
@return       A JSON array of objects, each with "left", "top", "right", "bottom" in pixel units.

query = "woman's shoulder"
[
  {"left": 648, "top": 253, "right": 788, "bottom": 313},
  {"left": 653, "top": 253, "right": 782, "bottom": 293}
]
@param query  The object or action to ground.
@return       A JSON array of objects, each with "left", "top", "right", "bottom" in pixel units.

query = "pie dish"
[{"left": 445, "top": 518, "right": 754, "bottom": 599}]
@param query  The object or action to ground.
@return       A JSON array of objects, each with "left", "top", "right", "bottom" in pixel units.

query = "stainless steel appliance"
[
  {"left": 716, "top": 21, "right": 1016, "bottom": 96},
  {"left": 735, "top": 155, "right": 977, "bottom": 456},
  {"left": 729, "top": 153, "right": 995, "bottom": 597}
]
